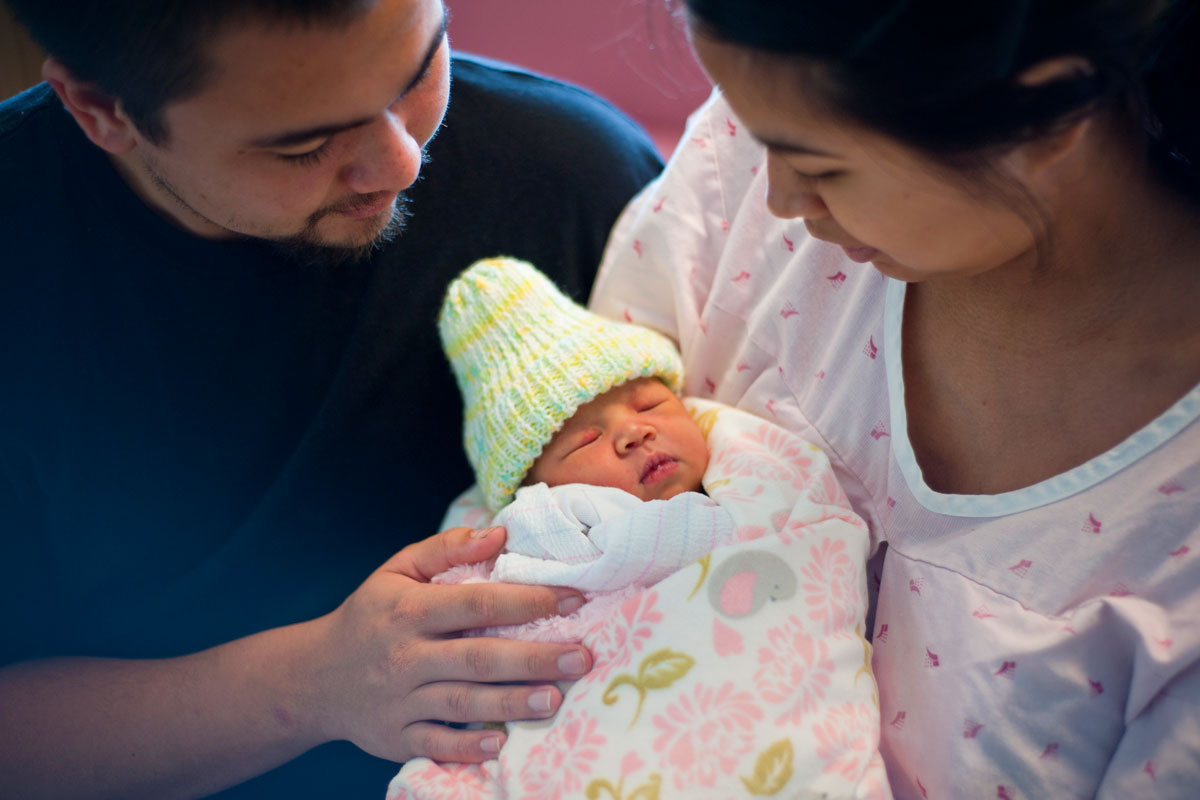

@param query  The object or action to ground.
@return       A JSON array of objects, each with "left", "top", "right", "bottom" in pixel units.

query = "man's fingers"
[
  {"left": 406, "top": 636, "right": 591, "bottom": 686},
  {"left": 396, "top": 720, "right": 507, "bottom": 764},
  {"left": 380, "top": 528, "right": 587, "bottom": 633},
  {"left": 407, "top": 680, "right": 565, "bottom": 726},
  {"left": 409, "top": 581, "right": 585, "bottom": 635},
  {"left": 391, "top": 680, "right": 571, "bottom": 762},
  {"left": 387, "top": 526, "right": 507, "bottom": 581}
]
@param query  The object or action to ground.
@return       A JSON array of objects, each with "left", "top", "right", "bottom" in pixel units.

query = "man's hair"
[{"left": 6, "top": 0, "right": 376, "bottom": 143}]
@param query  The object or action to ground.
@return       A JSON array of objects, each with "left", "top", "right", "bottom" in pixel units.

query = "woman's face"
[{"left": 691, "top": 34, "right": 1038, "bottom": 282}]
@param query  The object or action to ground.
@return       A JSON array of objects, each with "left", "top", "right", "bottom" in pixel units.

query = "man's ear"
[
  {"left": 1008, "top": 56, "right": 1097, "bottom": 179},
  {"left": 42, "top": 57, "right": 138, "bottom": 154}
]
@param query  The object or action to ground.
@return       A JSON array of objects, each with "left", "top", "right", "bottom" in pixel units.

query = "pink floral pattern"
[
  {"left": 710, "top": 422, "right": 814, "bottom": 488},
  {"left": 813, "top": 703, "right": 877, "bottom": 780},
  {"left": 395, "top": 761, "right": 495, "bottom": 800},
  {"left": 516, "top": 711, "right": 606, "bottom": 799},
  {"left": 652, "top": 681, "right": 764, "bottom": 790},
  {"left": 735, "top": 524, "right": 768, "bottom": 542},
  {"left": 578, "top": 590, "right": 663, "bottom": 696},
  {"left": 756, "top": 614, "right": 836, "bottom": 725},
  {"left": 801, "top": 538, "right": 860, "bottom": 635},
  {"left": 805, "top": 467, "right": 851, "bottom": 508}
]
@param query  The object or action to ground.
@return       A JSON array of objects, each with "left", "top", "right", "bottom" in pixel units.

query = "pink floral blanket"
[{"left": 387, "top": 399, "right": 890, "bottom": 799}]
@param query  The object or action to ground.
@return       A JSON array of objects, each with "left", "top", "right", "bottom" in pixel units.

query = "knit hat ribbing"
[{"left": 439, "top": 257, "right": 684, "bottom": 511}]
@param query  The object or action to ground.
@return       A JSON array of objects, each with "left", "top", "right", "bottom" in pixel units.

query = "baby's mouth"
[{"left": 640, "top": 453, "right": 678, "bottom": 485}]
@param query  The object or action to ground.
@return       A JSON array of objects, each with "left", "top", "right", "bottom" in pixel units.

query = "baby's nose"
[{"left": 616, "top": 421, "right": 655, "bottom": 452}]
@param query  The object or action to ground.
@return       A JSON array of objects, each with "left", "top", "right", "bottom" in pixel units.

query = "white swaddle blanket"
[
  {"left": 494, "top": 481, "right": 738, "bottom": 591},
  {"left": 388, "top": 399, "right": 891, "bottom": 799}
]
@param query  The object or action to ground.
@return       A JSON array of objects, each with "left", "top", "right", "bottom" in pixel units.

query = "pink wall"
[{"left": 447, "top": 0, "right": 713, "bottom": 157}]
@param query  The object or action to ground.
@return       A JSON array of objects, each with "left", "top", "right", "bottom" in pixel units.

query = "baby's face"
[{"left": 527, "top": 377, "right": 708, "bottom": 502}]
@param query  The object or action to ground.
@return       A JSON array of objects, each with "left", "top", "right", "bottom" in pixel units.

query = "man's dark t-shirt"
[{"left": 0, "top": 54, "right": 662, "bottom": 797}]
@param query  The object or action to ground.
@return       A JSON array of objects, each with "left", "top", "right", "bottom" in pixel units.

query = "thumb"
[{"left": 386, "top": 525, "right": 508, "bottom": 581}]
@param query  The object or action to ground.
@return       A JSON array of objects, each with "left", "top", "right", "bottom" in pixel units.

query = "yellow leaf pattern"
[
  {"left": 687, "top": 553, "right": 711, "bottom": 600},
  {"left": 638, "top": 649, "right": 694, "bottom": 689},
  {"left": 602, "top": 648, "right": 695, "bottom": 727},
  {"left": 739, "top": 738, "right": 795, "bottom": 795},
  {"left": 689, "top": 405, "right": 723, "bottom": 438},
  {"left": 585, "top": 773, "right": 662, "bottom": 800},
  {"left": 853, "top": 623, "right": 880, "bottom": 709}
]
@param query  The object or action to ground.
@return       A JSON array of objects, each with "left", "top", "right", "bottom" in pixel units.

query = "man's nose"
[{"left": 339, "top": 110, "right": 424, "bottom": 196}]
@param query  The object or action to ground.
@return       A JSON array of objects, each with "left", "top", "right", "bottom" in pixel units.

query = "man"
[{"left": 0, "top": 0, "right": 662, "bottom": 796}]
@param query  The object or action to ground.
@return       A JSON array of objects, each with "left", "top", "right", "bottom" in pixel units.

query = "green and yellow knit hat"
[{"left": 439, "top": 256, "right": 684, "bottom": 511}]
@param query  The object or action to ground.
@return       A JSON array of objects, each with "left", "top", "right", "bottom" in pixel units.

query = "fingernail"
[
  {"left": 471, "top": 526, "right": 502, "bottom": 539},
  {"left": 481, "top": 734, "right": 503, "bottom": 754},
  {"left": 558, "top": 649, "right": 586, "bottom": 676},
  {"left": 528, "top": 688, "right": 554, "bottom": 714},
  {"left": 557, "top": 594, "right": 584, "bottom": 615}
]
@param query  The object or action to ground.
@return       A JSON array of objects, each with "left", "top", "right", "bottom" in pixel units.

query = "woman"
[{"left": 591, "top": 1, "right": 1200, "bottom": 796}]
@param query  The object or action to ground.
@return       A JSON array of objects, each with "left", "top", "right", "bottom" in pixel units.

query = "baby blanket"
[
  {"left": 452, "top": 481, "right": 739, "bottom": 590},
  {"left": 388, "top": 399, "right": 890, "bottom": 799}
]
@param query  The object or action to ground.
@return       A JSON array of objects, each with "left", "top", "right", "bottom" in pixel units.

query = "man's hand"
[
  {"left": 0, "top": 525, "right": 586, "bottom": 798},
  {"left": 307, "top": 525, "right": 591, "bottom": 763}
]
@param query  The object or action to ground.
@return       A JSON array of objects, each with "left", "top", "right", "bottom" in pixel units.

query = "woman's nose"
[
  {"left": 765, "top": 153, "right": 830, "bottom": 220},
  {"left": 339, "top": 110, "right": 424, "bottom": 196}
]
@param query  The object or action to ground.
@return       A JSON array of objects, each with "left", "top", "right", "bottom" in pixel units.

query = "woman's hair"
[
  {"left": 684, "top": 0, "right": 1200, "bottom": 201},
  {"left": 7, "top": 0, "right": 375, "bottom": 144}
]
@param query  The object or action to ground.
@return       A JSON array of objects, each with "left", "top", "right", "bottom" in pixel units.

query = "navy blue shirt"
[{"left": 0, "top": 54, "right": 661, "bottom": 797}]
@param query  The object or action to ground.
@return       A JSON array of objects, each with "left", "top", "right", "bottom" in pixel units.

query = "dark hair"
[
  {"left": 683, "top": 0, "right": 1200, "bottom": 202},
  {"left": 7, "top": 0, "right": 376, "bottom": 143}
]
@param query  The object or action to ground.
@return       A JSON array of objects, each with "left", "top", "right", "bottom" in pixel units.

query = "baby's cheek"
[{"left": 524, "top": 456, "right": 555, "bottom": 487}]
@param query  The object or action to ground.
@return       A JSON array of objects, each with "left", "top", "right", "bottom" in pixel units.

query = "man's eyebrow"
[{"left": 248, "top": 11, "right": 448, "bottom": 149}]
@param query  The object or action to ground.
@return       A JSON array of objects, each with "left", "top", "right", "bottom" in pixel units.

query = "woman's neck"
[
  {"left": 917, "top": 127, "right": 1200, "bottom": 354},
  {"left": 900, "top": 119, "right": 1200, "bottom": 494}
]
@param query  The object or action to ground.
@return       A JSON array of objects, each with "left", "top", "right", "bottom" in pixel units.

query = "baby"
[
  {"left": 528, "top": 374, "right": 707, "bottom": 504},
  {"left": 432, "top": 256, "right": 740, "bottom": 598},
  {"left": 387, "top": 257, "right": 889, "bottom": 799}
]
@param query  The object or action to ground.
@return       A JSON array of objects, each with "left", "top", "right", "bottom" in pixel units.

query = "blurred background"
[
  {"left": 0, "top": 2, "right": 42, "bottom": 97},
  {"left": 0, "top": 0, "right": 712, "bottom": 158}
]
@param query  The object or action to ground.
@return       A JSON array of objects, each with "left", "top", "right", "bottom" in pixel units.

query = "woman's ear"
[
  {"left": 1017, "top": 55, "right": 1095, "bottom": 89},
  {"left": 42, "top": 57, "right": 138, "bottom": 154},
  {"left": 1007, "top": 56, "right": 1098, "bottom": 180}
]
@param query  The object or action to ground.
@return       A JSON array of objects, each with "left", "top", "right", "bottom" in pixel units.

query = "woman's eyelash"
[
  {"left": 278, "top": 141, "right": 332, "bottom": 167},
  {"left": 796, "top": 169, "right": 842, "bottom": 180}
]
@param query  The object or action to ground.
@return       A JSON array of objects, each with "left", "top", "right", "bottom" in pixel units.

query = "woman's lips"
[
  {"left": 641, "top": 454, "right": 679, "bottom": 486},
  {"left": 804, "top": 223, "right": 879, "bottom": 264},
  {"left": 842, "top": 245, "right": 879, "bottom": 263}
]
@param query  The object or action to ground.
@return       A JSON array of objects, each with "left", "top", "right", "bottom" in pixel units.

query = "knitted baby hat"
[{"left": 439, "top": 256, "right": 684, "bottom": 511}]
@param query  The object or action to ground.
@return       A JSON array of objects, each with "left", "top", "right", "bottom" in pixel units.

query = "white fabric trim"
[{"left": 885, "top": 279, "right": 1200, "bottom": 517}]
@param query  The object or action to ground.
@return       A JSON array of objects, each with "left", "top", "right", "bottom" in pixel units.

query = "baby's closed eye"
[{"left": 566, "top": 428, "right": 601, "bottom": 454}]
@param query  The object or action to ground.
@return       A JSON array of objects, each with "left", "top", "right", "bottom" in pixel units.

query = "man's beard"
[
  {"left": 265, "top": 193, "right": 413, "bottom": 268},
  {"left": 141, "top": 153, "right": 419, "bottom": 268}
]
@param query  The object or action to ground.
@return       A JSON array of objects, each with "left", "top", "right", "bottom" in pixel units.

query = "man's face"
[{"left": 114, "top": 0, "right": 450, "bottom": 262}]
